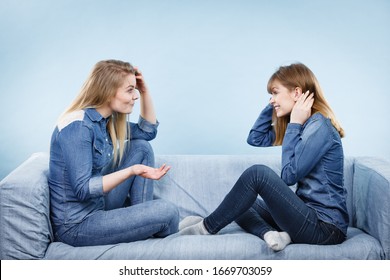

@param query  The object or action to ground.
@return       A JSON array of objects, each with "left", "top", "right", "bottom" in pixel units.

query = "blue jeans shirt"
[
  {"left": 246, "top": 104, "right": 349, "bottom": 234},
  {"left": 48, "top": 108, "right": 179, "bottom": 247},
  {"left": 48, "top": 108, "right": 159, "bottom": 228}
]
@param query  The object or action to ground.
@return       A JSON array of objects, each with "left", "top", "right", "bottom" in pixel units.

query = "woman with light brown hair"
[
  {"left": 180, "top": 62, "right": 348, "bottom": 251},
  {"left": 48, "top": 59, "right": 179, "bottom": 246}
]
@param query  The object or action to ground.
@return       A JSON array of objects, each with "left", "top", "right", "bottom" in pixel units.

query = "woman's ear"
[{"left": 292, "top": 87, "right": 302, "bottom": 101}]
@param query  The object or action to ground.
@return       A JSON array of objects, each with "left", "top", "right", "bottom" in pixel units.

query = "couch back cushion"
[
  {"left": 155, "top": 155, "right": 355, "bottom": 226},
  {"left": 0, "top": 153, "right": 52, "bottom": 259}
]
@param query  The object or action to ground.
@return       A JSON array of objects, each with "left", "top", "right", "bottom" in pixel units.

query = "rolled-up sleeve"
[
  {"left": 129, "top": 116, "right": 159, "bottom": 141},
  {"left": 247, "top": 104, "right": 275, "bottom": 147},
  {"left": 88, "top": 176, "right": 104, "bottom": 197}
]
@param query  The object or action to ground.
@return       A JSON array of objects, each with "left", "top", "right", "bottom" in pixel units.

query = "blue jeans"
[
  {"left": 204, "top": 165, "right": 345, "bottom": 245},
  {"left": 104, "top": 139, "right": 156, "bottom": 208},
  {"left": 55, "top": 139, "right": 179, "bottom": 246}
]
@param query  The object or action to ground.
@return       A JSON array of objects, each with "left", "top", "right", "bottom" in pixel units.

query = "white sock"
[
  {"left": 179, "top": 216, "right": 204, "bottom": 231},
  {"left": 263, "top": 231, "right": 291, "bottom": 251},
  {"left": 179, "top": 220, "right": 210, "bottom": 235}
]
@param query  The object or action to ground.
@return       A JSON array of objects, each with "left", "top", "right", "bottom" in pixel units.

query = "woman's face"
[
  {"left": 110, "top": 74, "right": 138, "bottom": 114},
  {"left": 269, "top": 80, "right": 297, "bottom": 118}
]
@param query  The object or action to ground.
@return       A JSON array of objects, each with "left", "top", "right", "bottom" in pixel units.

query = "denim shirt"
[
  {"left": 48, "top": 108, "right": 159, "bottom": 228},
  {"left": 247, "top": 104, "right": 349, "bottom": 234}
]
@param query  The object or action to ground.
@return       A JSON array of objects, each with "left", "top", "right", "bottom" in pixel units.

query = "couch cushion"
[
  {"left": 153, "top": 155, "right": 355, "bottom": 222},
  {"left": 154, "top": 155, "right": 284, "bottom": 219},
  {"left": 353, "top": 157, "right": 390, "bottom": 259},
  {"left": 0, "top": 153, "right": 52, "bottom": 259},
  {"left": 44, "top": 224, "right": 383, "bottom": 260}
]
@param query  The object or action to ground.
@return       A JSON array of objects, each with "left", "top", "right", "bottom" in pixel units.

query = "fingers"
[
  {"left": 291, "top": 90, "right": 314, "bottom": 125},
  {"left": 133, "top": 163, "right": 171, "bottom": 181},
  {"left": 134, "top": 67, "right": 144, "bottom": 81},
  {"left": 299, "top": 90, "right": 314, "bottom": 106},
  {"left": 159, "top": 164, "right": 171, "bottom": 174},
  {"left": 153, "top": 165, "right": 170, "bottom": 180},
  {"left": 149, "top": 164, "right": 171, "bottom": 179},
  {"left": 134, "top": 66, "right": 141, "bottom": 75}
]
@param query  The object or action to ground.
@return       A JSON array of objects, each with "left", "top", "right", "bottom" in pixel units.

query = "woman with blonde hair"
[
  {"left": 180, "top": 63, "right": 348, "bottom": 251},
  {"left": 48, "top": 59, "right": 179, "bottom": 246}
]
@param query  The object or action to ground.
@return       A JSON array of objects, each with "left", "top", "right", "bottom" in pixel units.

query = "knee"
[
  {"left": 155, "top": 199, "right": 180, "bottom": 225},
  {"left": 129, "top": 139, "right": 153, "bottom": 155},
  {"left": 240, "top": 164, "right": 277, "bottom": 187},
  {"left": 245, "top": 164, "right": 272, "bottom": 177},
  {"left": 123, "top": 139, "right": 154, "bottom": 163}
]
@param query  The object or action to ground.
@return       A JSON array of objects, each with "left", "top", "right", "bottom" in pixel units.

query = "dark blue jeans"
[{"left": 204, "top": 165, "right": 345, "bottom": 245}]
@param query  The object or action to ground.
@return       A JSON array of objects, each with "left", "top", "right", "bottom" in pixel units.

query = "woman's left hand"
[
  {"left": 290, "top": 90, "right": 314, "bottom": 125},
  {"left": 134, "top": 67, "right": 149, "bottom": 94}
]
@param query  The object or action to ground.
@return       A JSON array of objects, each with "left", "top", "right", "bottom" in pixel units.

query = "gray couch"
[{"left": 1, "top": 152, "right": 389, "bottom": 259}]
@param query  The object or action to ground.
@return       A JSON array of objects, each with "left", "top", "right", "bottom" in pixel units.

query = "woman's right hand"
[{"left": 130, "top": 164, "right": 171, "bottom": 180}]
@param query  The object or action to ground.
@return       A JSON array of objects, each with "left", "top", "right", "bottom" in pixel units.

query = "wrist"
[
  {"left": 128, "top": 165, "right": 136, "bottom": 177},
  {"left": 290, "top": 119, "right": 304, "bottom": 125},
  {"left": 138, "top": 87, "right": 150, "bottom": 95}
]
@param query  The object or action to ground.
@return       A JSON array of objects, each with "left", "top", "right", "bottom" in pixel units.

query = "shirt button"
[
  {"left": 105, "top": 138, "right": 108, "bottom": 142},
  {"left": 108, "top": 153, "right": 111, "bottom": 157}
]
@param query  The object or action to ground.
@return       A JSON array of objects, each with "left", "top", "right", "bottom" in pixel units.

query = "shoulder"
[
  {"left": 305, "top": 113, "right": 331, "bottom": 129},
  {"left": 55, "top": 110, "right": 95, "bottom": 144},
  {"left": 57, "top": 110, "right": 86, "bottom": 132},
  {"left": 302, "top": 113, "right": 333, "bottom": 139}
]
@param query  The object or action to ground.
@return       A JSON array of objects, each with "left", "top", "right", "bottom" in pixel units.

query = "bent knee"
[
  {"left": 121, "top": 139, "right": 155, "bottom": 166},
  {"left": 128, "top": 139, "right": 153, "bottom": 154},
  {"left": 154, "top": 199, "right": 180, "bottom": 222},
  {"left": 241, "top": 164, "right": 278, "bottom": 184},
  {"left": 246, "top": 164, "right": 273, "bottom": 175}
]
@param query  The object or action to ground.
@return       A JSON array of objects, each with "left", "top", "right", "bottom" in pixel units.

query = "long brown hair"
[
  {"left": 267, "top": 63, "right": 344, "bottom": 145},
  {"left": 62, "top": 59, "right": 135, "bottom": 164}
]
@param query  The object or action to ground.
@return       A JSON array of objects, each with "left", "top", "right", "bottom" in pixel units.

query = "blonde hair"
[
  {"left": 63, "top": 59, "right": 135, "bottom": 164},
  {"left": 267, "top": 63, "right": 344, "bottom": 145}
]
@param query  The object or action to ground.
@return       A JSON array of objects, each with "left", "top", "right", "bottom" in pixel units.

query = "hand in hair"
[
  {"left": 290, "top": 90, "right": 314, "bottom": 125},
  {"left": 134, "top": 67, "right": 149, "bottom": 94}
]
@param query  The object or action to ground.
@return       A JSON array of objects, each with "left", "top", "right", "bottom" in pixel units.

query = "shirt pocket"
[{"left": 93, "top": 139, "right": 111, "bottom": 170}]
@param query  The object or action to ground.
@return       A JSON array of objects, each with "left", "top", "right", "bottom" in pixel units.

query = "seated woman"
[
  {"left": 180, "top": 62, "right": 348, "bottom": 251},
  {"left": 48, "top": 59, "right": 179, "bottom": 247}
]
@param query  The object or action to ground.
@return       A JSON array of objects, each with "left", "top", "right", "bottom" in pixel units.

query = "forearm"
[
  {"left": 103, "top": 164, "right": 170, "bottom": 193},
  {"left": 102, "top": 167, "right": 135, "bottom": 193},
  {"left": 247, "top": 104, "right": 275, "bottom": 146},
  {"left": 139, "top": 90, "right": 157, "bottom": 124}
]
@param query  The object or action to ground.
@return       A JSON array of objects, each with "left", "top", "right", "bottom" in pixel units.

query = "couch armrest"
[
  {"left": 0, "top": 152, "right": 52, "bottom": 259},
  {"left": 353, "top": 157, "right": 390, "bottom": 259}
]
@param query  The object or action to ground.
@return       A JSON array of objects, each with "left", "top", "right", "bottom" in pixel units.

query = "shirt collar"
[{"left": 84, "top": 108, "right": 109, "bottom": 123}]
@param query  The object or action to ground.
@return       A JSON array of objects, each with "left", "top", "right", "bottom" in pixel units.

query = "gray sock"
[
  {"left": 179, "top": 220, "right": 210, "bottom": 235},
  {"left": 179, "top": 216, "right": 204, "bottom": 231}
]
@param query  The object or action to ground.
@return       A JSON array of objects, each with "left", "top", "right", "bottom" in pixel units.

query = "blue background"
[{"left": 1, "top": 0, "right": 389, "bottom": 180}]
